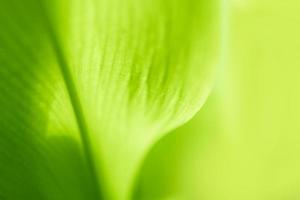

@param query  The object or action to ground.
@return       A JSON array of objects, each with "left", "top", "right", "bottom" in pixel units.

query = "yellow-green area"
[{"left": 136, "top": 0, "right": 300, "bottom": 199}]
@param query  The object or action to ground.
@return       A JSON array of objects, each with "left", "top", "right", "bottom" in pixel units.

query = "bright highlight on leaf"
[{"left": 0, "top": 0, "right": 220, "bottom": 199}]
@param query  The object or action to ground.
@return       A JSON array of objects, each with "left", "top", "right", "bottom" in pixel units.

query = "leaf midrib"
[{"left": 38, "top": 2, "right": 103, "bottom": 199}]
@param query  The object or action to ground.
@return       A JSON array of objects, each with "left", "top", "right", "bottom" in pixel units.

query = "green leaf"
[{"left": 0, "top": 0, "right": 220, "bottom": 199}]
